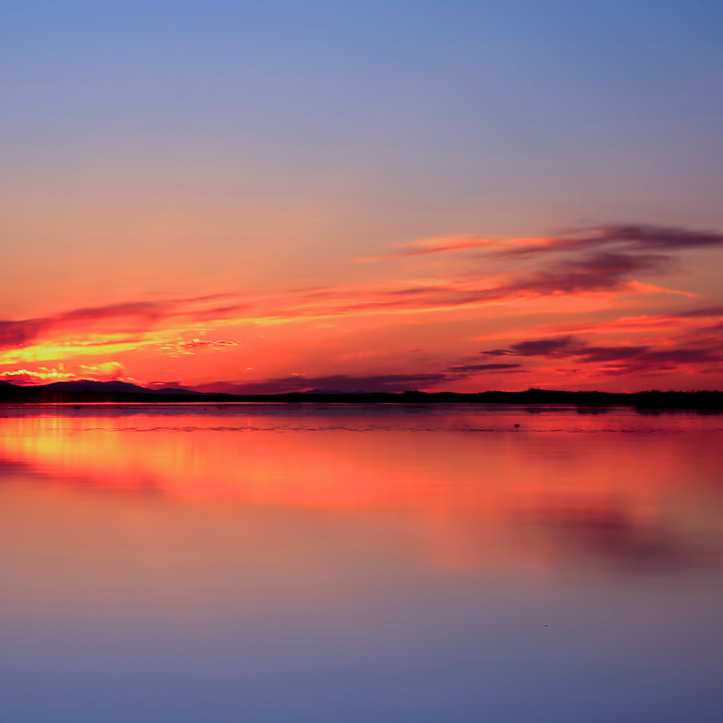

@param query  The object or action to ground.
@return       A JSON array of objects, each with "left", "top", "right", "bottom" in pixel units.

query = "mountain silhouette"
[
  {"left": 0, "top": 381, "right": 720, "bottom": 408},
  {"left": 14, "top": 380, "right": 201, "bottom": 395}
]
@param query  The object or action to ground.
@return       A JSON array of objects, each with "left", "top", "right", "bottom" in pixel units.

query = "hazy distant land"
[{"left": 0, "top": 380, "right": 721, "bottom": 409}]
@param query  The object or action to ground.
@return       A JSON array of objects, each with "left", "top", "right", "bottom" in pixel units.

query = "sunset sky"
[{"left": 2, "top": 1, "right": 723, "bottom": 392}]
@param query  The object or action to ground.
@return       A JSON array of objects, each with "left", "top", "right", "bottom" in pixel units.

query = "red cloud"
[{"left": 2, "top": 222, "right": 722, "bottom": 390}]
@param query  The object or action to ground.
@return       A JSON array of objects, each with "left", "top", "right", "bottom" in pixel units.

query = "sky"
[{"left": 1, "top": 0, "right": 723, "bottom": 393}]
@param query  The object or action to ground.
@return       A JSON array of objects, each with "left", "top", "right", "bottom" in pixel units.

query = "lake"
[{"left": 0, "top": 404, "right": 721, "bottom": 722}]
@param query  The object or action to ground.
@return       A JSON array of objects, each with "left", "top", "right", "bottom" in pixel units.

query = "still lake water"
[{"left": 0, "top": 404, "right": 722, "bottom": 722}]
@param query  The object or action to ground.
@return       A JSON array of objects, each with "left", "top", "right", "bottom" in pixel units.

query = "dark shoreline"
[{"left": 2, "top": 387, "right": 722, "bottom": 409}]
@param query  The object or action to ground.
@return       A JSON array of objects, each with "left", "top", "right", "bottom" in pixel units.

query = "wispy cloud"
[
  {"left": 0, "top": 296, "right": 245, "bottom": 364},
  {"left": 158, "top": 338, "right": 239, "bottom": 355},
  {"left": 0, "top": 361, "right": 126, "bottom": 385},
  {"left": 360, "top": 224, "right": 723, "bottom": 264},
  {"left": 501, "top": 224, "right": 723, "bottom": 256},
  {"left": 444, "top": 362, "right": 524, "bottom": 373},
  {"left": 2, "top": 224, "right": 717, "bottom": 353},
  {"left": 191, "top": 356, "right": 529, "bottom": 394},
  {"left": 194, "top": 373, "right": 453, "bottom": 395},
  {"left": 483, "top": 334, "right": 723, "bottom": 377},
  {"left": 1, "top": 222, "right": 721, "bottom": 388},
  {"left": 359, "top": 236, "right": 493, "bottom": 262}
]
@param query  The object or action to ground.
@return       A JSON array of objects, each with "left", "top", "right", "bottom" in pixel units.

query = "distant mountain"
[
  {"left": 32, "top": 380, "right": 201, "bottom": 395},
  {"left": 1, "top": 381, "right": 722, "bottom": 408},
  {"left": 149, "top": 386, "right": 204, "bottom": 395}
]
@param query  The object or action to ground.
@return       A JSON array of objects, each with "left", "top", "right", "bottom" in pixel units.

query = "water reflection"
[
  {"left": 0, "top": 406, "right": 721, "bottom": 575},
  {"left": 0, "top": 406, "right": 722, "bottom": 723}
]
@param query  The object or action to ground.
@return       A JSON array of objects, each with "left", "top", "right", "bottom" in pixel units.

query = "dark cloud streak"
[
  {"left": 485, "top": 334, "right": 723, "bottom": 376},
  {"left": 506, "top": 224, "right": 723, "bottom": 257},
  {"left": 445, "top": 362, "right": 523, "bottom": 373}
]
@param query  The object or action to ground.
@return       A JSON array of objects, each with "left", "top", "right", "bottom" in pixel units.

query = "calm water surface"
[{"left": 0, "top": 404, "right": 722, "bottom": 722}]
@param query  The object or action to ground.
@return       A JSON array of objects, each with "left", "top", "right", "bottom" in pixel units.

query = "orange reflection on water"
[{"left": 0, "top": 407, "right": 721, "bottom": 573}]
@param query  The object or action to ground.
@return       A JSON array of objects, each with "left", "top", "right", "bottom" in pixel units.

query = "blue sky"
[{"left": 3, "top": 0, "right": 721, "bottom": 233}]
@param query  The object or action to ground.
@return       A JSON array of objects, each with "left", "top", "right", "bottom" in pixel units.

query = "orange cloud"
[
  {"left": 0, "top": 361, "right": 126, "bottom": 385},
  {"left": 1, "top": 222, "right": 721, "bottom": 391},
  {"left": 158, "top": 338, "right": 240, "bottom": 355},
  {"left": 358, "top": 235, "right": 495, "bottom": 262}
]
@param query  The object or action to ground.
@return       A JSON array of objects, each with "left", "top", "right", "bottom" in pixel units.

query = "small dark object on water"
[{"left": 514, "top": 424, "right": 520, "bottom": 428}]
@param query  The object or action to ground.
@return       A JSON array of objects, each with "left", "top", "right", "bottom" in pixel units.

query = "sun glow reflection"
[{"left": 1, "top": 408, "right": 721, "bottom": 573}]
